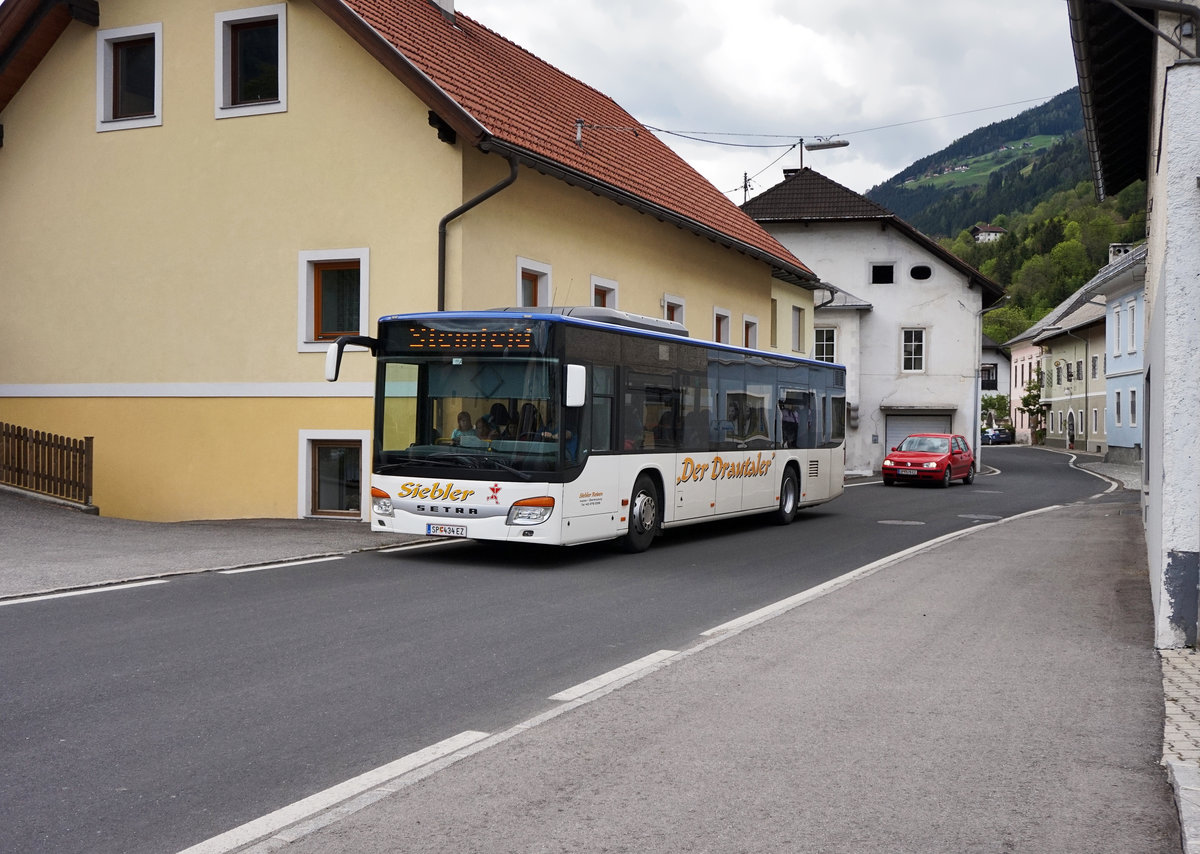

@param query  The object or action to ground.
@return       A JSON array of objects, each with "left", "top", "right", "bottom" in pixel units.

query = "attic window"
[
  {"left": 96, "top": 23, "right": 163, "bottom": 132},
  {"left": 215, "top": 5, "right": 287, "bottom": 119},
  {"left": 870, "top": 263, "right": 894, "bottom": 284},
  {"left": 910, "top": 265, "right": 932, "bottom": 280}
]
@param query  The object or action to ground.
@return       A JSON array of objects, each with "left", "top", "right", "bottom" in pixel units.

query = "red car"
[{"left": 882, "top": 433, "right": 975, "bottom": 487}]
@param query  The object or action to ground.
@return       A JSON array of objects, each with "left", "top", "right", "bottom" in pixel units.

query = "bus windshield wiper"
[{"left": 429, "top": 452, "right": 532, "bottom": 480}]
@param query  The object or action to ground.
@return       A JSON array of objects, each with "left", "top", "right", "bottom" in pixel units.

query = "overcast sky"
[{"left": 458, "top": 0, "right": 1081, "bottom": 199}]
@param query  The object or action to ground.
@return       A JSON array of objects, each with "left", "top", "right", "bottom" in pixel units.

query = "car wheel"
[
  {"left": 620, "top": 474, "right": 660, "bottom": 552},
  {"left": 940, "top": 467, "right": 952, "bottom": 488},
  {"left": 772, "top": 467, "right": 799, "bottom": 525},
  {"left": 963, "top": 464, "right": 975, "bottom": 485}
]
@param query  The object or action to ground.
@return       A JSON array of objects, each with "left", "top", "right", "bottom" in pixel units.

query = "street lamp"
[
  {"left": 1042, "top": 325, "right": 1088, "bottom": 451},
  {"left": 799, "top": 137, "right": 849, "bottom": 169}
]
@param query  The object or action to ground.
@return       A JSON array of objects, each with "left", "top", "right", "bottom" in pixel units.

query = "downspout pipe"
[{"left": 437, "top": 154, "right": 519, "bottom": 311}]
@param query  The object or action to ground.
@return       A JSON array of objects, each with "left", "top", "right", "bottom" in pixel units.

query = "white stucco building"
[
  {"left": 743, "top": 168, "right": 1005, "bottom": 475},
  {"left": 1068, "top": 0, "right": 1200, "bottom": 647}
]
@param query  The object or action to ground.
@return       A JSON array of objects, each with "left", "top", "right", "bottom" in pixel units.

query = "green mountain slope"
[
  {"left": 862, "top": 87, "right": 1147, "bottom": 346},
  {"left": 865, "top": 89, "right": 1087, "bottom": 237}
]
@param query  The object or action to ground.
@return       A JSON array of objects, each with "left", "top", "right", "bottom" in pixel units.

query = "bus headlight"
[
  {"left": 507, "top": 496, "right": 554, "bottom": 526},
  {"left": 371, "top": 487, "right": 394, "bottom": 517}
]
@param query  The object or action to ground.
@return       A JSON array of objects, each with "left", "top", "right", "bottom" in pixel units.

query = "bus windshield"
[{"left": 375, "top": 355, "right": 568, "bottom": 477}]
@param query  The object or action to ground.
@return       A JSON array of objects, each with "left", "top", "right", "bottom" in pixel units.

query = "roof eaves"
[
  {"left": 0, "top": 0, "right": 98, "bottom": 113},
  {"left": 484, "top": 139, "right": 821, "bottom": 289},
  {"left": 311, "top": 0, "right": 488, "bottom": 146}
]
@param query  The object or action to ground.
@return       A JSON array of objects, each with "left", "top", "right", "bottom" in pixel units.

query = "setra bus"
[{"left": 325, "top": 307, "right": 845, "bottom": 552}]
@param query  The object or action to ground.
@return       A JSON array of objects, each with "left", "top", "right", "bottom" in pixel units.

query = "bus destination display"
[{"left": 398, "top": 324, "right": 538, "bottom": 353}]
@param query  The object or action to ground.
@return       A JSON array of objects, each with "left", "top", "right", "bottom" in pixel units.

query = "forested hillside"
[{"left": 863, "top": 88, "right": 1148, "bottom": 345}]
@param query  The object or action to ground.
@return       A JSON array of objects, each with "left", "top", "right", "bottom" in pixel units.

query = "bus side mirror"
[
  {"left": 324, "top": 335, "right": 379, "bottom": 382},
  {"left": 565, "top": 364, "right": 586, "bottom": 407}
]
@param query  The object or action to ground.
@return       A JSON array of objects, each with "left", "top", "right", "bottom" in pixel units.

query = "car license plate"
[
  {"left": 897, "top": 469, "right": 917, "bottom": 476},
  {"left": 426, "top": 523, "right": 467, "bottom": 537}
]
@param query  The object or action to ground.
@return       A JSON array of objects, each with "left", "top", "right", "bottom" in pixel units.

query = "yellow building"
[{"left": 0, "top": 0, "right": 822, "bottom": 521}]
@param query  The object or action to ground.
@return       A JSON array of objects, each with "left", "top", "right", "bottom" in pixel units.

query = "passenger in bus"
[
  {"left": 451, "top": 411, "right": 475, "bottom": 444},
  {"left": 488, "top": 403, "right": 513, "bottom": 438},
  {"left": 475, "top": 417, "right": 497, "bottom": 441},
  {"left": 653, "top": 411, "right": 678, "bottom": 449},
  {"left": 516, "top": 403, "right": 544, "bottom": 439},
  {"left": 623, "top": 409, "right": 645, "bottom": 450}
]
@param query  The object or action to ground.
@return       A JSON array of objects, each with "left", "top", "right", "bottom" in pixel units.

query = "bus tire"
[
  {"left": 620, "top": 474, "right": 660, "bottom": 553},
  {"left": 772, "top": 466, "right": 800, "bottom": 525}
]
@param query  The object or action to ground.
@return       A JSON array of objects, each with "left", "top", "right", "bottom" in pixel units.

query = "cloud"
[{"left": 459, "top": 0, "right": 1079, "bottom": 196}]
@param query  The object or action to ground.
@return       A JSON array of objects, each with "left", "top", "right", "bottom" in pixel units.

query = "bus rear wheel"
[
  {"left": 772, "top": 467, "right": 799, "bottom": 525},
  {"left": 620, "top": 474, "right": 660, "bottom": 553}
]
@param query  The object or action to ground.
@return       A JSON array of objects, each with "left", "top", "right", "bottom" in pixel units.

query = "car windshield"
[{"left": 898, "top": 436, "right": 948, "bottom": 454}]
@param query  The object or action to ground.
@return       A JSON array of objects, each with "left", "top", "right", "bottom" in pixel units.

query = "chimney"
[
  {"left": 783, "top": 168, "right": 801, "bottom": 180},
  {"left": 430, "top": 0, "right": 454, "bottom": 21},
  {"left": 1108, "top": 243, "right": 1133, "bottom": 265}
]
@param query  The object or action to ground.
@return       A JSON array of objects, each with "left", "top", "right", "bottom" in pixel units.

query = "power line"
[{"left": 646, "top": 94, "right": 1063, "bottom": 152}]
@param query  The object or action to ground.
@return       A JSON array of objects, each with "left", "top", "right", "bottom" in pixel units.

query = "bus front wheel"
[
  {"left": 772, "top": 467, "right": 799, "bottom": 525},
  {"left": 620, "top": 474, "right": 660, "bottom": 553}
]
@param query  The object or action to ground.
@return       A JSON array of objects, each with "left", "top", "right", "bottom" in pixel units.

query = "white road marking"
[
  {"left": 702, "top": 505, "right": 1063, "bottom": 638},
  {"left": 549, "top": 650, "right": 678, "bottom": 702},
  {"left": 0, "top": 579, "right": 169, "bottom": 607},
  {"left": 218, "top": 556, "right": 344, "bottom": 574},
  {"left": 175, "top": 730, "right": 490, "bottom": 854}
]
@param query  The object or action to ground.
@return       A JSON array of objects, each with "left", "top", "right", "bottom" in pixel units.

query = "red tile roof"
[{"left": 329, "top": 0, "right": 815, "bottom": 283}]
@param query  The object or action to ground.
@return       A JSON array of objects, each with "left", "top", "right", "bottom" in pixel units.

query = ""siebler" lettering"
[{"left": 396, "top": 481, "right": 476, "bottom": 501}]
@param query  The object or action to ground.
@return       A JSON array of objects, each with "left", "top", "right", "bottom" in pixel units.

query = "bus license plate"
[{"left": 426, "top": 523, "right": 467, "bottom": 537}]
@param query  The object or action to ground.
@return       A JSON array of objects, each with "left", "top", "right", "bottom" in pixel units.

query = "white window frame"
[
  {"left": 298, "top": 248, "right": 370, "bottom": 352},
  {"left": 1130, "top": 388, "right": 1138, "bottom": 426},
  {"left": 96, "top": 23, "right": 163, "bottom": 132},
  {"left": 1127, "top": 300, "right": 1137, "bottom": 354},
  {"left": 215, "top": 4, "right": 287, "bottom": 119},
  {"left": 663, "top": 294, "right": 685, "bottom": 326},
  {"left": 1112, "top": 306, "right": 1122, "bottom": 356},
  {"left": 902, "top": 327, "right": 926, "bottom": 373},
  {"left": 814, "top": 327, "right": 837, "bottom": 363},
  {"left": 591, "top": 275, "right": 618, "bottom": 309},
  {"left": 298, "top": 430, "right": 370, "bottom": 520},
  {"left": 713, "top": 307, "right": 731, "bottom": 344},
  {"left": 1115, "top": 391, "right": 1122, "bottom": 426},
  {"left": 742, "top": 315, "right": 759, "bottom": 349},
  {"left": 517, "top": 257, "right": 552, "bottom": 307}
]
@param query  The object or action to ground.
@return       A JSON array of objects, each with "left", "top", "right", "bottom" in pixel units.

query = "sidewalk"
[{"left": 1, "top": 465, "right": 1192, "bottom": 852}]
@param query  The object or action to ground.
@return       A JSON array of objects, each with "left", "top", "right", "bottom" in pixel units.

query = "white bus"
[{"left": 326, "top": 308, "right": 845, "bottom": 552}]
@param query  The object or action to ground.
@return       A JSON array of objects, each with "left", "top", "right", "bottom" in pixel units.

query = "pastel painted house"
[
  {"left": 0, "top": 0, "right": 821, "bottom": 521},
  {"left": 743, "top": 167, "right": 1005, "bottom": 475}
]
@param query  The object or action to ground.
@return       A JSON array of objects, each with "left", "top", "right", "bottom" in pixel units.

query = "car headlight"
[
  {"left": 922, "top": 461, "right": 938, "bottom": 468},
  {"left": 507, "top": 496, "right": 554, "bottom": 526},
  {"left": 883, "top": 459, "right": 894, "bottom": 467}
]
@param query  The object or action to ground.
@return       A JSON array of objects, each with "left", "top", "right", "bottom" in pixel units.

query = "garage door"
[{"left": 885, "top": 415, "right": 952, "bottom": 452}]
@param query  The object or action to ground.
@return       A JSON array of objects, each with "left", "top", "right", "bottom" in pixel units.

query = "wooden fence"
[{"left": 0, "top": 422, "right": 94, "bottom": 506}]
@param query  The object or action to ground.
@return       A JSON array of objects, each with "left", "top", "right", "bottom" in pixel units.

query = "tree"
[
  {"left": 981, "top": 393, "right": 1011, "bottom": 427},
  {"left": 1019, "top": 374, "right": 1044, "bottom": 443},
  {"left": 982, "top": 303, "right": 1034, "bottom": 345}
]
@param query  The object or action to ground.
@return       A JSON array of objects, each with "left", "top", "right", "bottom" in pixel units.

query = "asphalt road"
[{"left": 0, "top": 446, "right": 1112, "bottom": 853}]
